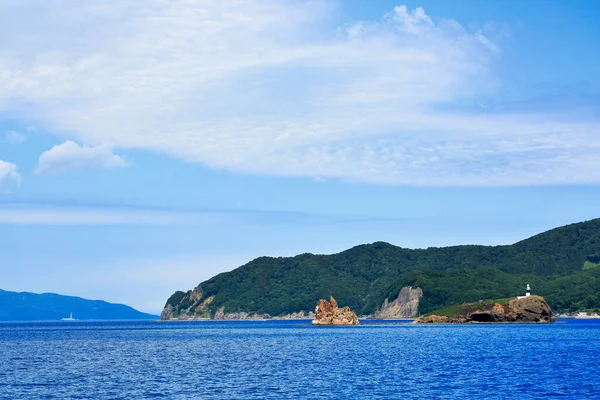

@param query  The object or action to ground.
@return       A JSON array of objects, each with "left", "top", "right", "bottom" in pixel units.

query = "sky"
[{"left": 1, "top": 0, "right": 600, "bottom": 314}]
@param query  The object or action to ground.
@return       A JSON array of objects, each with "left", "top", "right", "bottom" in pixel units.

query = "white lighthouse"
[{"left": 518, "top": 284, "right": 531, "bottom": 299}]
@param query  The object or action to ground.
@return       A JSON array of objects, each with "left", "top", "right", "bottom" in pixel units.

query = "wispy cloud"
[
  {"left": 0, "top": 204, "right": 326, "bottom": 226},
  {"left": 0, "top": 2, "right": 598, "bottom": 185},
  {"left": 3, "top": 130, "right": 26, "bottom": 144},
  {"left": 0, "top": 161, "right": 21, "bottom": 192},
  {"left": 35, "top": 140, "right": 128, "bottom": 175},
  {"left": 0, "top": 204, "right": 195, "bottom": 226},
  {"left": 0, "top": 203, "right": 405, "bottom": 227}
]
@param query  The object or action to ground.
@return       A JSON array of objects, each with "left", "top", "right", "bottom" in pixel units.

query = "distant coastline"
[{"left": 0, "top": 289, "right": 158, "bottom": 322}]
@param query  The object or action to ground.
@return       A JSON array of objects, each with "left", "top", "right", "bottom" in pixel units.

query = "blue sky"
[{"left": 1, "top": 1, "right": 600, "bottom": 313}]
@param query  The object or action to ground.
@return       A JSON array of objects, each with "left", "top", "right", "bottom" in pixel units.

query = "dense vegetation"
[
  {"left": 0, "top": 289, "right": 158, "bottom": 321},
  {"left": 166, "top": 218, "right": 600, "bottom": 317},
  {"left": 540, "top": 268, "right": 600, "bottom": 312}
]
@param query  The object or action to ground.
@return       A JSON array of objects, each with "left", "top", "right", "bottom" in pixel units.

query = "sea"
[{"left": 1, "top": 319, "right": 599, "bottom": 399}]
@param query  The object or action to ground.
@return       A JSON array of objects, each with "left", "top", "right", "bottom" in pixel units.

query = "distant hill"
[
  {"left": 164, "top": 218, "right": 600, "bottom": 318},
  {"left": 0, "top": 290, "right": 158, "bottom": 321}
]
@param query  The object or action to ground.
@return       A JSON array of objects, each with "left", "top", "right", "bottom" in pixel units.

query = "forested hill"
[
  {"left": 0, "top": 290, "right": 158, "bottom": 321},
  {"left": 165, "top": 218, "right": 600, "bottom": 318}
]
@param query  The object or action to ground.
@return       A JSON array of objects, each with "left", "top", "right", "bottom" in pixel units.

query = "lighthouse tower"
[{"left": 518, "top": 284, "right": 532, "bottom": 299}]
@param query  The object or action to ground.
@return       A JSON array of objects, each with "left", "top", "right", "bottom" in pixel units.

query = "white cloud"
[
  {"left": 0, "top": 160, "right": 21, "bottom": 192},
  {"left": 0, "top": 1, "right": 598, "bottom": 185},
  {"left": 3, "top": 130, "right": 26, "bottom": 144},
  {"left": 35, "top": 140, "right": 128, "bottom": 175},
  {"left": 0, "top": 205, "right": 201, "bottom": 226},
  {"left": 0, "top": 204, "right": 342, "bottom": 226}
]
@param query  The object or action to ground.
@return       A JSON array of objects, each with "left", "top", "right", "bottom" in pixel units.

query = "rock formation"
[
  {"left": 160, "top": 304, "right": 173, "bottom": 320},
  {"left": 212, "top": 309, "right": 315, "bottom": 320},
  {"left": 312, "top": 297, "right": 359, "bottom": 325},
  {"left": 503, "top": 295, "right": 553, "bottom": 322},
  {"left": 160, "top": 285, "right": 214, "bottom": 320},
  {"left": 214, "top": 306, "right": 225, "bottom": 320},
  {"left": 213, "top": 307, "right": 271, "bottom": 320},
  {"left": 161, "top": 284, "right": 318, "bottom": 320},
  {"left": 417, "top": 314, "right": 449, "bottom": 324},
  {"left": 416, "top": 295, "right": 554, "bottom": 324},
  {"left": 375, "top": 286, "right": 423, "bottom": 319}
]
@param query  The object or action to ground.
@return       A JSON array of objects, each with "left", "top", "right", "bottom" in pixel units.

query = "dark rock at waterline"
[{"left": 416, "top": 295, "right": 553, "bottom": 324}]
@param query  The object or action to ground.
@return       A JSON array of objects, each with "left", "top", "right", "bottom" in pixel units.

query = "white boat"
[{"left": 61, "top": 312, "right": 77, "bottom": 321}]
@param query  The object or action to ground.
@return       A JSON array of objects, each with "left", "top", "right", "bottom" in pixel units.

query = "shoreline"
[
  {"left": 157, "top": 317, "right": 417, "bottom": 322},
  {"left": 157, "top": 315, "right": 600, "bottom": 322}
]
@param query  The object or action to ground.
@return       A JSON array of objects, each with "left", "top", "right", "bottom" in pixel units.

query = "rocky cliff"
[
  {"left": 312, "top": 297, "right": 359, "bottom": 325},
  {"left": 160, "top": 284, "right": 316, "bottom": 320},
  {"left": 374, "top": 286, "right": 422, "bottom": 319},
  {"left": 210, "top": 309, "right": 316, "bottom": 320},
  {"left": 161, "top": 286, "right": 214, "bottom": 320},
  {"left": 416, "top": 295, "right": 553, "bottom": 324},
  {"left": 213, "top": 307, "right": 269, "bottom": 320}
]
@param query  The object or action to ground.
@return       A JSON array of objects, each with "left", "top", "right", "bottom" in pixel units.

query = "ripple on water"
[{"left": 1, "top": 320, "right": 600, "bottom": 399}]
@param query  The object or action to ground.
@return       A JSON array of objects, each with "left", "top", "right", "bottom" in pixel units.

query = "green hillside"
[{"left": 165, "top": 218, "right": 600, "bottom": 318}]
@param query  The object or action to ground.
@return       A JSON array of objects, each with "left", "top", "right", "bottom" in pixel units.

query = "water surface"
[{"left": 1, "top": 319, "right": 598, "bottom": 399}]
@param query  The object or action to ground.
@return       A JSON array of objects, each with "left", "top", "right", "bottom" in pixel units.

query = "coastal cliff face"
[
  {"left": 160, "top": 285, "right": 214, "bottom": 320},
  {"left": 160, "top": 284, "right": 316, "bottom": 320},
  {"left": 416, "top": 295, "right": 553, "bottom": 324},
  {"left": 160, "top": 304, "right": 174, "bottom": 320},
  {"left": 312, "top": 297, "right": 359, "bottom": 325},
  {"left": 213, "top": 307, "right": 269, "bottom": 320},
  {"left": 211, "top": 308, "right": 315, "bottom": 320},
  {"left": 375, "top": 286, "right": 422, "bottom": 319},
  {"left": 504, "top": 296, "right": 553, "bottom": 322}
]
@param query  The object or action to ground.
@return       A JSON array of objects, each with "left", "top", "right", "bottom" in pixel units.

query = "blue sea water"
[{"left": 1, "top": 319, "right": 599, "bottom": 399}]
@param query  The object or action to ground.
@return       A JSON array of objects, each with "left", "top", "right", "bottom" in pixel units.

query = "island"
[
  {"left": 416, "top": 295, "right": 553, "bottom": 324},
  {"left": 312, "top": 297, "right": 359, "bottom": 325}
]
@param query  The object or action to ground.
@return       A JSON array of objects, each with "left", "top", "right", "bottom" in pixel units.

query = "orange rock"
[
  {"left": 312, "top": 297, "right": 359, "bottom": 325},
  {"left": 491, "top": 303, "right": 505, "bottom": 320}
]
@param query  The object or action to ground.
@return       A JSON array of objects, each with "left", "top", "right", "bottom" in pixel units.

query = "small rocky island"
[
  {"left": 312, "top": 297, "right": 359, "bottom": 325},
  {"left": 416, "top": 295, "right": 553, "bottom": 324}
]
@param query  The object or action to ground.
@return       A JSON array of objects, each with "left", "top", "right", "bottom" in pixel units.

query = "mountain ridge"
[
  {"left": 164, "top": 218, "right": 600, "bottom": 319},
  {"left": 0, "top": 289, "right": 158, "bottom": 321}
]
